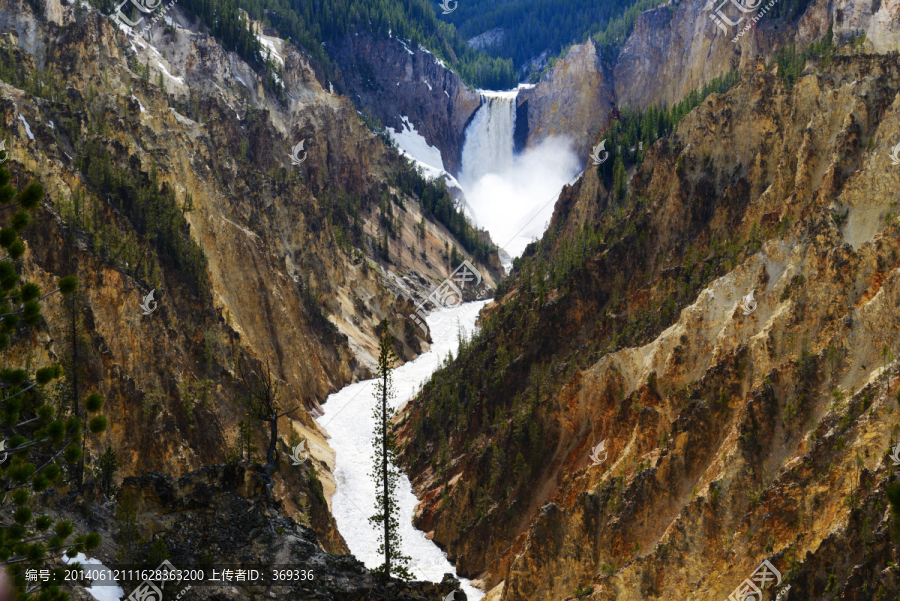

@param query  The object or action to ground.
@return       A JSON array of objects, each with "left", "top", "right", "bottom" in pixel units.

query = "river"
[{"left": 316, "top": 301, "right": 488, "bottom": 600}]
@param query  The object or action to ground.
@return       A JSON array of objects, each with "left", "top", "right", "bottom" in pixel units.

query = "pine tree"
[
  {"left": 98, "top": 445, "right": 119, "bottom": 497},
  {"left": 613, "top": 156, "right": 627, "bottom": 201},
  {"left": 368, "top": 322, "right": 412, "bottom": 581},
  {"left": 0, "top": 165, "right": 106, "bottom": 599},
  {"left": 56, "top": 287, "right": 90, "bottom": 491}
]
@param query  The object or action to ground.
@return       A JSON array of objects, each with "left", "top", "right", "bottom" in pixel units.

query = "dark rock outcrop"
[
  {"left": 329, "top": 32, "right": 482, "bottom": 176},
  {"left": 69, "top": 464, "right": 467, "bottom": 601}
]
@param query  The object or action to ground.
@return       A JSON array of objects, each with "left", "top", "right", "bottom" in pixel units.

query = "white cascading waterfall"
[
  {"left": 457, "top": 88, "right": 581, "bottom": 262},
  {"left": 459, "top": 91, "right": 518, "bottom": 186}
]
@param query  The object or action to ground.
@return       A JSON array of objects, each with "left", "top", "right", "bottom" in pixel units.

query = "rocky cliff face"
[
  {"left": 516, "top": 42, "right": 615, "bottom": 160},
  {"left": 0, "top": 0, "right": 495, "bottom": 554},
  {"left": 48, "top": 463, "right": 464, "bottom": 601},
  {"left": 612, "top": 0, "right": 794, "bottom": 109},
  {"left": 824, "top": 0, "right": 900, "bottom": 50},
  {"left": 518, "top": 0, "right": 800, "bottom": 156},
  {"left": 329, "top": 32, "right": 482, "bottom": 176},
  {"left": 399, "top": 52, "right": 900, "bottom": 600}
]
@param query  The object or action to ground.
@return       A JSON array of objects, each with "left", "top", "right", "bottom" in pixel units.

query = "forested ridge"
[
  {"left": 442, "top": 0, "right": 821, "bottom": 80},
  {"left": 88, "top": 0, "right": 518, "bottom": 89},
  {"left": 442, "top": 0, "right": 665, "bottom": 76}
]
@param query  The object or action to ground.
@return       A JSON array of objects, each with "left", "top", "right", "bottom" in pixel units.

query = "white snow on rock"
[
  {"left": 131, "top": 94, "right": 146, "bottom": 113},
  {"left": 257, "top": 34, "right": 284, "bottom": 66},
  {"left": 387, "top": 116, "right": 445, "bottom": 174},
  {"left": 62, "top": 553, "right": 124, "bottom": 601},
  {"left": 155, "top": 60, "right": 184, "bottom": 85},
  {"left": 18, "top": 115, "right": 34, "bottom": 141},
  {"left": 386, "top": 116, "right": 463, "bottom": 192}
]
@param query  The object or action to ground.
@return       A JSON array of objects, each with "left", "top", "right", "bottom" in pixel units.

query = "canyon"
[{"left": 4, "top": 0, "right": 900, "bottom": 599}]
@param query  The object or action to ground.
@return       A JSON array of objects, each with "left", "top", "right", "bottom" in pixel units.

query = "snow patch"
[
  {"left": 386, "top": 116, "right": 462, "bottom": 192},
  {"left": 155, "top": 60, "right": 184, "bottom": 85},
  {"left": 18, "top": 115, "right": 34, "bottom": 141},
  {"left": 387, "top": 116, "right": 445, "bottom": 173},
  {"left": 63, "top": 554, "right": 124, "bottom": 601},
  {"left": 257, "top": 35, "right": 284, "bottom": 66}
]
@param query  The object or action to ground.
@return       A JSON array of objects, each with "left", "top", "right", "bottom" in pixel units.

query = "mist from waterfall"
[{"left": 459, "top": 90, "right": 581, "bottom": 263}]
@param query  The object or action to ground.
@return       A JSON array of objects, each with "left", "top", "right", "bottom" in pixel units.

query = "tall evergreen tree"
[
  {"left": 56, "top": 288, "right": 90, "bottom": 491},
  {"left": 368, "top": 322, "right": 412, "bottom": 581},
  {"left": 613, "top": 156, "right": 627, "bottom": 201},
  {"left": 97, "top": 445, "right": 119, "bottom": 497}
]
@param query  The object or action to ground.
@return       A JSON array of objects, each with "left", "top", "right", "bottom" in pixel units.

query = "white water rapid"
[
  {"left": 316, "top": 302, "right": 487, "bottom": 601},
  {"left": 459, "top": 89, "right": 581, "bottom": 262}
]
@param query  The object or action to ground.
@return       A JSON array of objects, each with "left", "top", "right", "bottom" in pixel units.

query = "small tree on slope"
[
  {"left": 236, "top": 355, "right": 297, "bottom": 470},
  {"left": 369, "top": 322, "right": 412, "bottom": 581}
]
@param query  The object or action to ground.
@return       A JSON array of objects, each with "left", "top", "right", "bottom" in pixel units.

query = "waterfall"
[
  {"left": 459, "top": 91, "right": 517, "bottom": 186},
  {"left": 455, "top": 88, "right": 581, "bottom": 263}
]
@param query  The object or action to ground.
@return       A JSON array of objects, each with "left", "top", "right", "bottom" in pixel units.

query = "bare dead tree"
[{"left": 236, "top": 355, "right": 298, "bottom": 469}]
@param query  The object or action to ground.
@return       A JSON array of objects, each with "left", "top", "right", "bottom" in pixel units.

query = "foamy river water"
[{"left": 316, "top": 302, "right": 488, "bottom": 600}]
